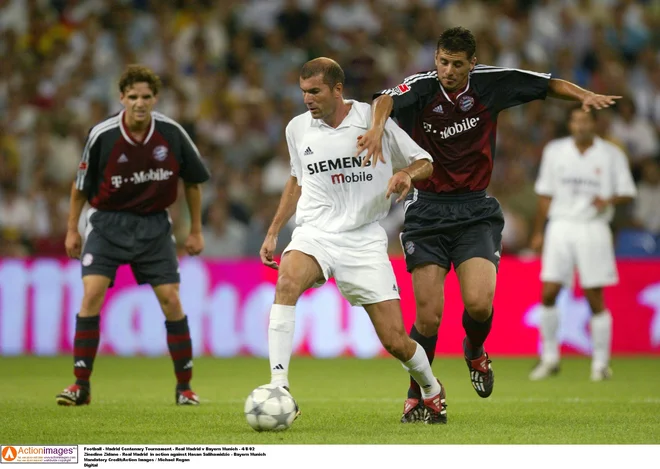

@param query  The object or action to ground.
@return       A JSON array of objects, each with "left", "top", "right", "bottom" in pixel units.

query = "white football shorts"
[
  {"left": 283, "top": 222, "right": 400, "bottom": 306},
  {"left": 541, "top": 219, "right": 618, "bottom": 288}
]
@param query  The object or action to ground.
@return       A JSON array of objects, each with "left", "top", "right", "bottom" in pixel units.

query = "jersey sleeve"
[
  {"left": 75, "top": 128, "right": 102, "bottom": 193},
  {"left": 373, "top": 71, "right": 436, "bottom": 119},
  {"left": 382, "top": 118, "right": 432, "bottom": 171},
  {"left": 534, "top": 144, "right": 555, "bottom": 197},
  {"left": 474, "top": 66, "right": 551, "bottom": 113},
  {"left": 285, "top": 122, "right": 302, "bottom": 186},
  {"left": 178, "top": 126, "right": 211, "bottom": 184},
  {"left": 611, "top": 146, "right": 637, "bottom": 198}
]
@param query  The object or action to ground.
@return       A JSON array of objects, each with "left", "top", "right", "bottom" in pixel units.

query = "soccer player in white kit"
[
  {"left": 259, "top": 58, "right": 447, "bottom": 424},
  {"left": 529, "top": 107, "right": 637, "bottom": 381}
]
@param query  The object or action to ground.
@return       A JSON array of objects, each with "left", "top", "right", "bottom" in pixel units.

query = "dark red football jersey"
[
  {"left": 75, "top": 110, "right": 210, "bottom": 213},
  {"left": 375, "top": 65, "right": 551, "bottom": 194}
]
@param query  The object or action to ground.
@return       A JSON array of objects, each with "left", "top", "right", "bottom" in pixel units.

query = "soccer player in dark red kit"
[
  {"left": 358, "top": 27, "right": 621, "bottom": 423},
  {"left": 55, "top": 65, "right": 210, "bottom": 407}
]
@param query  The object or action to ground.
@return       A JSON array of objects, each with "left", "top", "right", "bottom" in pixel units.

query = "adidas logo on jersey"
[
  {"left": 304, "top": 147, "right": 314, "bottom": 156},
  {"left": 432, "top": 104, "right": 444, "bottom": 114},
  {"left": 118, "top": 154, "right": 128, "bottom": 163}
]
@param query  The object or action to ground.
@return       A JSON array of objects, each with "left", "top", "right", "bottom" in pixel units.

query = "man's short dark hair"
[
  {"left": 300, "top": 58, "right": 345, "bottom": 90},
  {"left": 119, "top": 64, "right": 162, "bottom": 95},
  {"left": 436, "top": 27, "right": 476, "bottom": 59}
]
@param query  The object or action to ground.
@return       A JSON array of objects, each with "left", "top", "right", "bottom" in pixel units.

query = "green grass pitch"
[{"left": 1, "top": 356, "right": 659, "bottom": 444}]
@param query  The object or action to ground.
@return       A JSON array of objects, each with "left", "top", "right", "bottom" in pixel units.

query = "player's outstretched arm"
[
  {"left": 183, "top": 182, "right": 204, "bottom": 256},
  {"left": 548, "top": 79, "right": 621, "bottom": 112},
  {"left": 359, "top": 94, "right": 393, "bottom": 167},
  {"left": 261, "top": 176, "right": 302, "bottom": 269},
  {"left": 65, "top": 182, "right": 86, "bottom": 259},
  {"left": 386, "top": 160, "right": 433, "bottom": 203}
]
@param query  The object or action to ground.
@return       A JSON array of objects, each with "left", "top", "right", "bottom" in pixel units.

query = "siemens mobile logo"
[
  {"left": 424, "top": 117, "right": 480, "bottom": 139},
  {"left": 307, "top": 156, "right": 374, "bottom": 185}
]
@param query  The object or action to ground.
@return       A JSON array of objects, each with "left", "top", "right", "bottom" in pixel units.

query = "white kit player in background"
[
  {"left": 259, "top": 58, "right": 448, "bottom": 424},
  {"left": 529, "top": 107, "right": 637, "bottom": 381}
]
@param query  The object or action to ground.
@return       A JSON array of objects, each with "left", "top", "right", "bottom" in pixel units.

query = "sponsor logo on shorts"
[
  {"left": 82, "top": 253, "right": 93, "bottom": 266},
  {"left": 153, "top": 145, "right": 169, "bottom": 161},
  {"left": 405, "top": 241, "right": 415, "bottom": 255}
]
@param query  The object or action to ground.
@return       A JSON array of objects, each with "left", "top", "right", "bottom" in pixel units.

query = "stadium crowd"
[{"left": 0, "top": 0, "right": 659, "bottom": 258}]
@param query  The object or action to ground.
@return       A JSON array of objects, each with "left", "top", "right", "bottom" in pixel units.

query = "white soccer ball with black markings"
[{"left": 244, "top": 384, "right": 298, "bottom": 432}]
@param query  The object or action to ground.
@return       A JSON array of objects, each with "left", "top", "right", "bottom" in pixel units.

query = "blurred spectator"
[
  {"left": 633, "top": 159, "right": 660, "bottom": 235},
  {"left": 201, "top": 200, "right": 248, "bottom": 258},
  {"left": 609, "top": 97, "right": 659, "bottom": 174},
  {"left": 0, "top": 0, "right": 656, "bottom": 258}
]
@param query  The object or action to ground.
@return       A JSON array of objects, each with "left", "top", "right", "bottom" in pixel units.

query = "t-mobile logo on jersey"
[
  {"left": 424, "top": 117, "right": 480, "bottom": 139},
  {"left": 110, "top": 168, "right": 175, "bottom": 188}
]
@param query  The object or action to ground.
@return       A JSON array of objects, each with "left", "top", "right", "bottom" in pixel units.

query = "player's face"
[
  {"left": 569, "top": 110, "right": 596, "bottom": 143},
  {"left": 434, "top": 49, "right": 476, "bottom": 92},
  {"left": 120, "top": 82, "right": 158, "bottom": 126},
  {"left": 300, "top": 74, "right": 340, "bottom": 120}
]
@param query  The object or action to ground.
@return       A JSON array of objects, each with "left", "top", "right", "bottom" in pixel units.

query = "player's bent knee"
[
  {"left": 274, "top": 272, "right": 304, "bottom": 305},
  {"left": 463, "top": 295, "right": 493, "bottom": 321},
  {"left": 80, "top": 276, "right": 110, "bottom": 316},
  {"left": 381, "top": 334, "right": 409, "bottom": 361},
  {"left": 155, "top": 285, "right": 183, "bottom": 317}
]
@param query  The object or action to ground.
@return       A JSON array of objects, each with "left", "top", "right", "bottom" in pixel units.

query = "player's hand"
[
  {"left": 530, "top": 232, "right": 544, "bottom": 253},
  {"left": 357, "top": 130, "right": 385, "bottom": 167},
  {"left": 65, "top": 230, "right": 82, "bottom": 259},
  {"left": 581, "top": 93, "right": 621, "bottom": 112},
  {"left": 185, "top": 232, "right": 204, "bottom": 256},
  {"left": 260, "top": 234, "right": 279, "bottom": 270},
  {"left": 386, "top": 170, "right": 413, "bottom": 203},
  {"left": 592, "top": 197, "right": 610, "bottom": 212}
]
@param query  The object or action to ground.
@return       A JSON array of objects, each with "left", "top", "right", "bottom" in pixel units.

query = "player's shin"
[
  {"left": 408, "top": 325, "right": 437, "bottom": 397},
  {"left": 401, "top": 342, "right": 441, "bottom": 399},
  {"left": 591, "top": 310, "right": 612, "bottom": 371},
  {"left": 165, "top": 315, "right": 193, "bottom": 391},
  {"left": 462, "top": 308, "right": 493, "bottom": 358},
  {"left": 269, "top": 304, "right": 296, "bottom": 389},
  {"left": 539, "top": 305, "right": 560, "bottom": 364},
  {"left": 73, "top": 314, "right": 100, "bottom": 388}
]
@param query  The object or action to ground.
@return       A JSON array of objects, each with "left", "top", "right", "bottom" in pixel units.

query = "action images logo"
[{"left": 111, "top": 169, "right": 174, "bottom": 188}]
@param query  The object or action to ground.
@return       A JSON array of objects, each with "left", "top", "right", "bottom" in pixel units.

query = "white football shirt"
[
  {"left": 535, "top": 136, "right": 637, "bottom": 222},
  {"left": 286, "top": 100, "right": 432, "bottom": 233}
]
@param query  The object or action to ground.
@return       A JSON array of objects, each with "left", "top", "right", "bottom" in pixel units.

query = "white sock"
[
  {"left": 401, "top": 343, "right": 441, "bottom": 399},
  {"left": 539, "top": 305, "right": 560, "bottom": 364},
  {"left": 591, "top": 310, "right": 612, "bottom": 371},
  {"left": 268, "top": 304, "right": 296, "bottom": 388}
]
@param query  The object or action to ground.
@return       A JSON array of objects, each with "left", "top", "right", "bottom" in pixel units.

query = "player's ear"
[
  {"left": 470, "top": 56, "right": 477, "bottom": 72},
  {"left": 334, "top": 83, "right": 343, "bottom": 97}
]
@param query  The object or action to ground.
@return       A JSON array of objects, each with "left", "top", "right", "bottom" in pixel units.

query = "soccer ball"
[{"left": 244, "top": 384, "right": 298, "bottom": 432}]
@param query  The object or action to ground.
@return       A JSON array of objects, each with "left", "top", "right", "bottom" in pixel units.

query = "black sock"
[
  {"left": 462, "top": 308, "right": 493, "bottom": 359},
  {"left": 73, "top": 315, "right": 100, "bottom": 389},
  {"left": 166, "top": 316, "right": 193, "bottom": 391},
  {"left": 408, "top": 325, "right": 437, "bottom": 398}
]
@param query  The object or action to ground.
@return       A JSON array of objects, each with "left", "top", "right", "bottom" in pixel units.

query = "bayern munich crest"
[
  {"left": 458, "top": 95, "right": 474, "bottom": 112},
  {"left": 405, "top": 241, "right": 415, "bottom": 255},
  {"left": 152, "top": 145, "right": 168, "bottom": 161}
]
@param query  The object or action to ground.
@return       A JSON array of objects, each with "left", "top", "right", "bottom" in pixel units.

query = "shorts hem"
[{"left": 350, "top": 292, "right": 400, "bottom": 307}]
